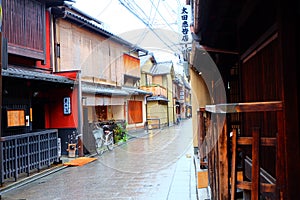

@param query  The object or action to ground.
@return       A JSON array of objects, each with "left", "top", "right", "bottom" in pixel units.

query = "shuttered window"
[
  {"left": 123, "top": 54, "right": 140, "bottom": 78},
  {"left": 128, "top": 101, "right": 142, "bottom": 124}
]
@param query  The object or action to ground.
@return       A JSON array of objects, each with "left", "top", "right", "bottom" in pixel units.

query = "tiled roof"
[
  {"left": 2, "top": 66, "right": 74, "bottom": 84},
  {"left": 64, "top": 7, "right": 148, "bottom": 54},
  {"left": 147, "top": 96, "right": 169, "bottom": 102},
  {"left": 139, "top": 54, "right": 153, "bottom": 67},
  {"left": 150, "top": 61, "right": 173, "bottom": 75},
  {"left": 82, "top": 83, "right": 128, "bottom": 96},
  {"left": 122, "top": 86, "right": 152, "bottom": 95}
]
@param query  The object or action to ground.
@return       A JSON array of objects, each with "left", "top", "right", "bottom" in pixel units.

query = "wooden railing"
[
  {"left": 0, "top": 129, "right": 59, "bottom": 185},
  {"left": 198, "top": 101, "right": 283, "bottom": 200},
  {"left": 140, "top": 85, "right": 167, "bottom": 97},
  {"left": 145, "top": 118, "right": 161, "bottom": 130}
]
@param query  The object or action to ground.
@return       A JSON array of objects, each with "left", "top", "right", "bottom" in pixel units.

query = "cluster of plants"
[{"left": 113, "top": 122, "right": 128, "bottom": 144}]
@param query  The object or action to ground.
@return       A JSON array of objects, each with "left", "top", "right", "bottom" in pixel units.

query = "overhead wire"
[
  {"left": 146, "top": 0, "right": 183, "bottom": 52},
  {"left": 122, "top": 1, "right": 180, "bottom": 51},
  {"left": 118, "top": 0, "right": 154, "bottom": 49},
  {"left": 118, "top": 0, "right": 180, "bottom": 53},
  {"left": 133, "top": 0, "right": 160, "bottom": 46}
]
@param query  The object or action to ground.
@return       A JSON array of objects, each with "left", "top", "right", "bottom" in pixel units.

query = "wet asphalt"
[{"left": 0, "top": 119, "right": 203, "bottom": 200}]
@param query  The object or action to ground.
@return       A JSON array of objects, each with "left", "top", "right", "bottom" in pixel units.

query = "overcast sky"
[
  {"left": 72, "top": 0, "right": 187, "bottom": 70},
  {"left": 73, "top": 0, "right": 183, "bottom": 33}
]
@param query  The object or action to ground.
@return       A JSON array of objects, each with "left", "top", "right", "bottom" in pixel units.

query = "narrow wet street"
[{"left": 1, "top": 119, "right": 198, "bottom": 200}]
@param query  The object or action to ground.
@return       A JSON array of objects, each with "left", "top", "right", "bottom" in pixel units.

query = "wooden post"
[
  {"left": 276, "top": 110, "right": 285, "bottom": 199},
  {"left": 230, "top": 129, "right": 237, "bottom": 200},
  {"left": 218, "top": 115, "right": 229, "bottom": 200},
  {"left": 199, "top": 108, "right": 206, "bottom": 166},
  {"left": 212, "top": 119, "right": 220, "bottom": 200},
  {"left": 207, "top": 113, "right": 216, "bottom": 199},
  {"left": 251, "top": 127, "right": 260, "bottom": 200}
]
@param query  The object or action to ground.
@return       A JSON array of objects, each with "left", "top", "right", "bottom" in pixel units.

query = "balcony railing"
[
  {"left": 198, "top": 101, "right": 283, "bottom": 200},
  {"left": 140, "top": 85, "right": 167, "bottom": 97},
  {"left": 0, "top": 129, "right": 59, "bottom": 185}
]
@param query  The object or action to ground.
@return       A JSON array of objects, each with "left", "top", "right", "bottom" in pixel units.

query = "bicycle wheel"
[
  {"left": 95, "top": 138, "right": 104, "bottom": 155},
  {"left": 106, "top": 133, "right": 114, "bottom": 151}
]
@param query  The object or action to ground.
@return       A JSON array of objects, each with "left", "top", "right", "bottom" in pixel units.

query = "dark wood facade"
[
  {"left": 190, "top": 0, "right": 299, "bottom": 199},
  {"left": 2, "top": 0, "right": 45, "bottom": 61},
  {"left": 0, "top": 0, "right": 76, "bottom": 185}
]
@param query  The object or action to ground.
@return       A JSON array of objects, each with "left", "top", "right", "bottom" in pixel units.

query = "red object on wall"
[
  {"left": 128, "top": 100, "right": 143, "bottom": 124},
  {"left": 36, "top": 10, "right": 51, "bottom": 69},
  {"left": 45, "top": 87, "right": 79, "bottom": 129}
]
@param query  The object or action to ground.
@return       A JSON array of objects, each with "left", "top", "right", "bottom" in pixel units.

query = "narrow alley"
[{"left": 1, "top": 119, "right": 209, "bottom": 200}]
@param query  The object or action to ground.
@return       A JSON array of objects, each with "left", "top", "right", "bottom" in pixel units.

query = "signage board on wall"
[
  {"left": 63, "top": 97, "right": 71, "bottom": 115},
  {"left": 178, "top": 5, "right": 192, "bottom": 44}
]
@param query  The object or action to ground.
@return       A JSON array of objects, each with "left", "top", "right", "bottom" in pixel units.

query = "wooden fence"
[{"left": 0, "top": 129, "right": 59, "bottom": 185}]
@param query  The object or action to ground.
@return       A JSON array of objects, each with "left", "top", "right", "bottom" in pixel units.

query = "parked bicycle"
[{"left": 92, "top": 122, "right": 114, "bottom": 155}]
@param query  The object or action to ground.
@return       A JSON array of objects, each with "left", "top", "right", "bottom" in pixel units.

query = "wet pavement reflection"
[{"left": 1, "top": 119, "right": 198, "bottom": 200}]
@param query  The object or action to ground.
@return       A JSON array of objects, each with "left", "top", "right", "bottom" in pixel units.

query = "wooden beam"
[
  {"left": 236, "top": 181, "right": 276, "bottom": 193},
  {"left": 8, "top": 45, "right": 44, "bottom": 60},
  {"left": 241, "top": 26, "right": 278, "bottom": 63},
  {"left": 237, "top": 137, "right": 277, "bottom": 146},
  {"left": 205, "top": 101, "right": 282, "bottom": 113},
  {"left": 202, "top": 45, "right": 238, "bottom": 55}
]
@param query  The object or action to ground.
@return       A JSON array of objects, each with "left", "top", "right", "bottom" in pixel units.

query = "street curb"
[
  {"left": 193, "top": 154, "right": 200, "bottom": 200},
  {"left": 0, "top": 128, "right": 158, "bottom": 195},
  {"left": 193, "top": 154, "right": 211, "bottom": 200},
  {"left": 0, "top": 164, "right": 67, "bottom": 195}
]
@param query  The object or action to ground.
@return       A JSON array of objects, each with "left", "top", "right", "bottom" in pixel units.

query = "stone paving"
[{"left": 0, "top": 119, "right": 210, "bottom": 200}]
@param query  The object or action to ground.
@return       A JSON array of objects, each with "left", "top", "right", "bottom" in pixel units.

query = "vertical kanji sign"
[{"left": 178, "top": 5, "right": 192, "bottom": 44}]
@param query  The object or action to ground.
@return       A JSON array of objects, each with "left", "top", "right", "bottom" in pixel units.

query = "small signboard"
[
  {"left": 178, "top": 5, "right": 192, "bottom": 44},
  {"left": 63, "top": 97, "right": 71, "bottom": 115}
]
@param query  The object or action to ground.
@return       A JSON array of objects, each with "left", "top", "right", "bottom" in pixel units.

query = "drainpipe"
[
  {"left": 49, "top": 8, "right": 56, "bottom": 72},
  {"left": 77, "top": 71, "right": 84, "bottom": 157},
  {"left": 167, "top": 77, "right": 170, "bottom": 126}
]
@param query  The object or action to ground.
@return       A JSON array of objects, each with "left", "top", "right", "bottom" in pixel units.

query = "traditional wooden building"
[
  {"left": 140, "top": 57, "right": 176, "bottom": 128},
  {"left": 0, "top": 0, "right": 75, "bottom": 185},
  {"left": 188, "top": 0, "right": 299, "bottom": 199},
  {"left": 173, "top": 73, "right": 192, "bottom": 121},
  {"left": 51, "top": 5, "right": 151, "bottom": 153}
]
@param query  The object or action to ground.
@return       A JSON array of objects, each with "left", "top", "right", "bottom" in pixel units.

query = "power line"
[
  {"left": 118, "top": 0, "right": 180, "bottom": 53},
  {"left": 146, "top": 0, "right": 182, "bottom": 51}
]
